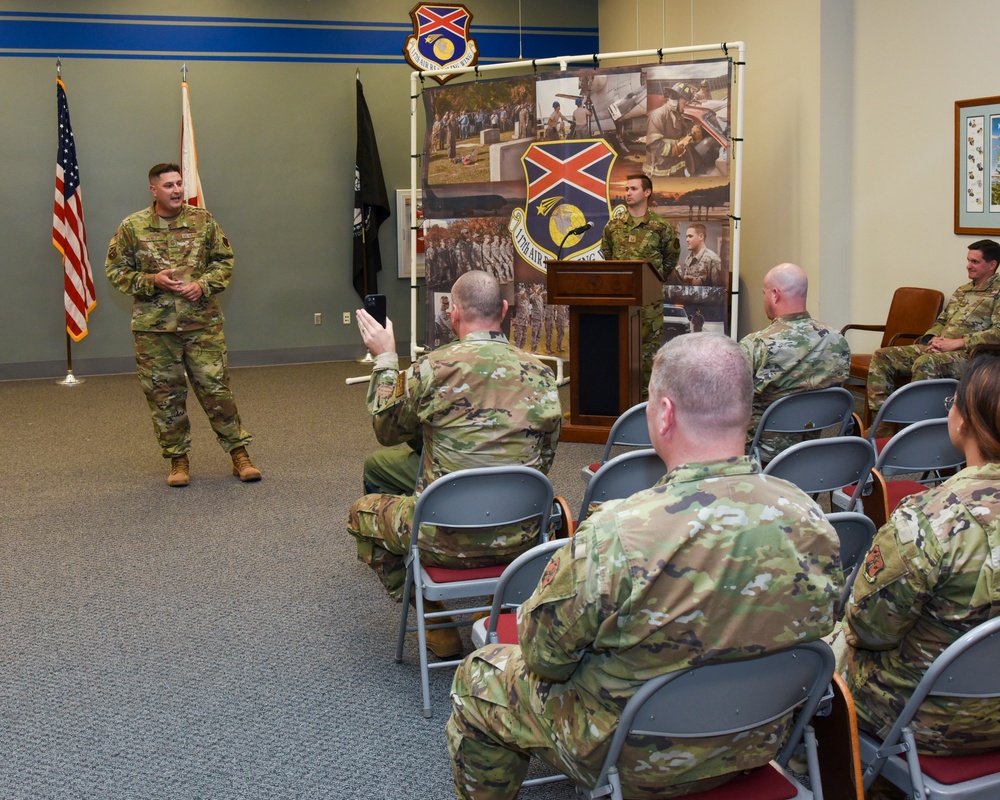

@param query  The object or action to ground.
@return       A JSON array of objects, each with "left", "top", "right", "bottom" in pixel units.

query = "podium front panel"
[{"left": 576, "top": 311, "right": 621, "bottom": 418}]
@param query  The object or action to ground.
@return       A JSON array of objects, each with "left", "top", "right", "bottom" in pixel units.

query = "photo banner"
[{"left": 421, "top": 58, "right": 732, "bottom": 354}]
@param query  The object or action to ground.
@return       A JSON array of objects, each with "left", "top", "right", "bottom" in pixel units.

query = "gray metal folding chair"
[
  {"left": 580, "top": 402, "right": 650, "bottom": 484},
  {"left": 763, "top": 436, "right": 876, "bottom": 512},
  {"left": 578, "top": 448, "right": 666, "bottom": 524},
  {"left": 395, "top": 465, "right": 553, "bottom": 717},
  {"left": 832, "top": 418, "right": 966, "bottom": 513},
  {"left": 470, "top": 539, "right": 565, "bottom": 649},
  {"left": 825, "top": 512, "right": 877, "bottom": 614},
  {"left": 580, "top": 641, "right": 836, "bottom": 800},
  {"left": 865, "top": 378, "right": 958, "bottom": 451},
  {"left": 749, "top": 387, "right": 856, "bottom": 465},
  {"left": 859, "top": 616, "right": 1000, "bottom": 798}
]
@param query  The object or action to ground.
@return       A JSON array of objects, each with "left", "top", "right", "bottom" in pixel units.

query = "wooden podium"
[{"left": 546, "top": 259, "right": 662, "bottom": 443}]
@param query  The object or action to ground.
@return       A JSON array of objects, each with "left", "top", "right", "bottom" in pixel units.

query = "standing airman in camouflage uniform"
[
  {"left": 739, "top": 263, "right": 850, "bottom": 461},
  {"left": 447, "top": 333, "right": 842, "bottom": 799},
  {"left": 512, "top": 285, "right": 530, "bottom": 350},
  {"left": 528, "top": 284, "right": 545, "bottom": 351},
  {"left": 867, "top": 240, "right": 1000, "bottom": 414},
  {"left": 601, "top": 173, "right": 680, "bottom": 397},
  {"left": 842, "top": 351, "right": 1000, "bottom": 753},
  {"left": 349, "top": 271, "right": 561, "bottom": 657},
  {"left": 105, "top": 163, "right": 259, "bottom": 487}
]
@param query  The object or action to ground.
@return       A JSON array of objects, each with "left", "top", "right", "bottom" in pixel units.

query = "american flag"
[{"left": 53, "top": 78, "right": 96, "bottom": 342}]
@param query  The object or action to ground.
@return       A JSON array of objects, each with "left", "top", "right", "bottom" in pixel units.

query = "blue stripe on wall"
[{"left": 0, "top": 12, "right": 599, "bottom": 63}]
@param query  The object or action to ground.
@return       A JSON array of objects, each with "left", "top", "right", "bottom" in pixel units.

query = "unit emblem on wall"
[
  {"left": 403, "top": 4, "right": 479, "bottom": 83},
  {"left": 509, "top": 140, "right": 618, "bottom": 272}
]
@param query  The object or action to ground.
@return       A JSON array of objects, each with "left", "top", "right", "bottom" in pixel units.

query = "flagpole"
[
  {"left": 57, "top": 331, "right": 84, "bottom": 386},
  {"left": 54, "top": 56, "right": 85, "bottom": 387}
]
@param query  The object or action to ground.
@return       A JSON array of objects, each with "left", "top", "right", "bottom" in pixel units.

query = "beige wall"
[
  {"left": 600, "top": 0, "right": 1000, "bottom": 349},
  {"left": 851, "top": 0, "right": 1000, "bottom": 349}
]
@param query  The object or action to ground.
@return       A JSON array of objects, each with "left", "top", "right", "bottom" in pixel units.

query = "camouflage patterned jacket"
[
  {"left": 105, "top": 203, "right": 234, "bottom": 332},
  {"left": 601, "top": 208, "right": 679, "bottom": 282},
  {"left": 679, "top": 246, "right": 723, "bottom": 286},
  {"left": 366, "top": 331, "right": 561, "bottom": 493},
  {"left": 739, "top": 312, "right": 851, "bottom": 458},
  {"left": 926, "top": 271, "right": 1000, "bottom": 349},
  {"left": 514, "top": 457, "right": 842, "bottom": 792},
  {"left": 843, "top": 462, "right": 1000, "bottom": 754}
]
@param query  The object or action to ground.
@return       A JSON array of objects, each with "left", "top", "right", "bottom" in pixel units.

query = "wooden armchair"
[{"left": 841, "top": 286, "right": 944, "bottom": 422}]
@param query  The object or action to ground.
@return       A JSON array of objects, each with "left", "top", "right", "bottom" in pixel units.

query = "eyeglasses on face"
[{"left": 944, "top": 395, "right": 956, "bottom": 411}]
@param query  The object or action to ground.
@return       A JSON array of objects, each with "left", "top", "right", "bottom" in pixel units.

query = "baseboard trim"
[{"left": 0, "top": 345, "right": 366, "bottom": 382}]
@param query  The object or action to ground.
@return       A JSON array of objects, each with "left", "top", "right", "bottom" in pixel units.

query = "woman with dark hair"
[{"left": 842, "top": 347, "right": 1000, "bottom": 753}]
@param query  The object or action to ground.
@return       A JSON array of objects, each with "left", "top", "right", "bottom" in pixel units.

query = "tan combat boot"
[
  {"left": 167, "top": 455, "right": 190, "bottom": 487},
  {"left": 231, "top": 446, "right": 262, "bottom": 482},
  {"left": 417, "top": 598, "right": 463, "bottom": 659}
]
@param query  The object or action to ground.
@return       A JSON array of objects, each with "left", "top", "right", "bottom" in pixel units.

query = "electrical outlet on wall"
[
  {"left": 342, "top": 312, "right": 351, "bottom": 324},
  {"left": 314, "top": 313, "right": 322, "bottom": 325}
]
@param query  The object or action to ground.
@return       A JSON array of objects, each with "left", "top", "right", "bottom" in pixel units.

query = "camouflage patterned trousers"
[
  {"left": 447, "top": 645, "right": 739, "bottom": 800},
  {"left": 133, "top": 325, "right": 251, "bottom": 458},
  {"left": 347, "top": 496, "right": 533, "bottom": 602},
  {"left": 867, "top": 345, "right": 967, "bottom": 412},
  {"left": 640, "top": 301, "right": 663, "bottom": 400}
]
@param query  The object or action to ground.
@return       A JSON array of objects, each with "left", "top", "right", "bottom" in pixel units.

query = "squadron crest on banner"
[
  {"left": 509, "top": 140, "right": 618, "bottom": 272},
  {"left": 403, "top": 4, "right": 479, "bottom": 84}
]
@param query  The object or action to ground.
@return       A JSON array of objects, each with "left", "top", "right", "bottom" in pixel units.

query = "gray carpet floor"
[{"left": 0, "top": 360, "right": 603, "bottom": 799}]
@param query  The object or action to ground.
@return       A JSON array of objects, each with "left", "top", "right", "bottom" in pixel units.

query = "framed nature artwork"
[{"left": 956, "top": 96, "right": 1000, "bottom": 234}]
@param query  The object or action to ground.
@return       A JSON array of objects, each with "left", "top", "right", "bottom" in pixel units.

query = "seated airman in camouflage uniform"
[
  {"left": 348, "top": 271, "right": 562, "bottom": 658},
  {"left": 601, "top": 173, "right": 680, "bottom": 398},
  {"left": 842, "top": 350, "right": 1000, "bottom": 753},
  {"left": 867, "top": 240, "right": 1000, "bottom": 415},
  {"left": 739, "top": 263, "right": 850, "bottom": 461},
  {"left": 447, "top": 333, "right": 843, "bottom": 799},
  {"left": 105, "top": 163, "right": 259, "bottom": 488}
]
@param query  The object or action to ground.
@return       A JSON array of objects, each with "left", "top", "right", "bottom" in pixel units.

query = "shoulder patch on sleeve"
[
  {"left": 539, "top": 558, "right": 559, "bottom": 591},
  {"left": 862, "top": 544, "right": 885, "bottom": 583}
]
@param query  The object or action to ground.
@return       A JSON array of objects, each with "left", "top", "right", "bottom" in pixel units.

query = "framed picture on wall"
[
  {"left": 955, "top": 96, "right": 1000, "bottom": 234},
  {"left": 396, "top": 189, "right": 425, "bottom": 278}
]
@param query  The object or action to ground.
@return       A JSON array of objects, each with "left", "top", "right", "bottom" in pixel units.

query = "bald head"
[
  {"left": 450, "top": 270, "right": 506, "bottom": 334},
  {"left": 762, "top": 262, "right": 808, "bottom": 319}
]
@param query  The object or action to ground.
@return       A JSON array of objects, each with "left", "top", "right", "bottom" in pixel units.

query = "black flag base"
[{"left": 56, "top": 369, "right": 85, "bottom": 387}]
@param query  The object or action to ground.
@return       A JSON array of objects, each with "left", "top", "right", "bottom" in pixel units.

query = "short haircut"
[
  {"left": 625, "top": 173, "right": 653, "bottom": 193},
  {"left": 955, "top": 346, "right": 1000, "bottom": 462},
  {"left": 764, "top": 262, "right": 808, "bottom": 300},
  {"left": 649, "top": 333, "right": 752, "bottom": 433},
  {"left": 969, "top": 239, "right": 1000, "bottom": 266},
  {"left": 451, "top": 270, "right": 503, "bottom": 323},
  {"left": 149, "top": 163, "right": 181, "bottom": 183},
  {"left": 687, "top": 223, "right": 707, "bottom": 237}
]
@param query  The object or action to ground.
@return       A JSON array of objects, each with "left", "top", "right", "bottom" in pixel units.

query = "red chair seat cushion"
[
  {"left": 916, "top": 749, "right": 1000, "bottom": 784},
  {"left": 494, "top": 612, "right": 519, "bottom": 645},
  {"left": 680, "top": 764, "right": 799, "bottom": 799},
  {"left": 843, "top": 479, "right": 928, "bottom": 513},
  {"left": 423, "top": 564, "right": 507, "bottom": 583}
]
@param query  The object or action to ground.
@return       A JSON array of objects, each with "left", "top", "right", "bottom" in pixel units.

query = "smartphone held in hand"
[{"left": 364, "top": 294, "right": 387, "bottom": 327}]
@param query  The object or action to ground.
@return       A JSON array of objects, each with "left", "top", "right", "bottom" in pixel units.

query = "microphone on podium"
[{"left": 557, "top": 221, "right": 595, "bottom": 259}]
